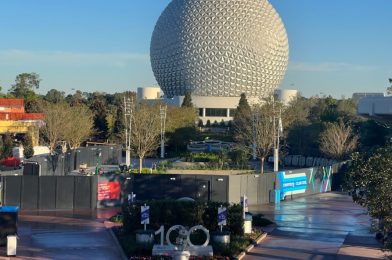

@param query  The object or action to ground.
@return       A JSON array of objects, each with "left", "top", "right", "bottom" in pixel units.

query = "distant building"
[
  {"left": 137, "top": 87, "right": 161, "bottom": 101},
  {"left": 275, "top": 89, "right": 298, "bottom": 106},
  {"left": 352, "top": 92, "right": 384, "bottom": 102},
  {"left": 0, "top": 98, "right": 45, "bottom": 146},
  {"left": 357, "top": 95, "right": 392, "bottom": 119},
  {"left": 137, "top": 88, "right": 297, "bottom": 125}
]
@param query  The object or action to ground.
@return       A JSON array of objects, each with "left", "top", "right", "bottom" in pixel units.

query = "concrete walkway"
[
  {"left": 0, "top": 209, "right": 125, "bottom": 260},
  {"left": 246, "top": 192, "right": 389, "bottom": 260}
]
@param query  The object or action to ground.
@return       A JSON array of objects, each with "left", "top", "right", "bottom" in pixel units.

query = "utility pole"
[
  {"left": 124, "top": 96, "right": 133, "bottom": 167},
  {"left": 272, "top": 96, "right": 282, "bottom": 172},
  {"left": 160, "top": 105, "right": 167, "bottom": 158},
  {"left": 252, "top": 109, "right": 257, "bottom": 160}
]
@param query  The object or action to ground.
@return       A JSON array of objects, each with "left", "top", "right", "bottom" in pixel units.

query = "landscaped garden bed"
[{"left": 111, "top": 200, "right": 273, "bottom": 259}]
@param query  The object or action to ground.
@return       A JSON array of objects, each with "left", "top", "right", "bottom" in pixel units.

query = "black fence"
[
  {"left": 24, "top": 145, "right": 122, "bottom": 176},
  {"left": 2, "top": 163, "right": 347, "bottom": 210},
  {"left": 2, "top": 176, "right": 97, "bottom": 210}
]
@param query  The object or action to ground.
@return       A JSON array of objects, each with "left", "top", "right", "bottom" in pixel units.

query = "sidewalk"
[
  {"left": 246, "top": 193, "right": 390, "bottom": 259},
  {"left": 0, "top": 211, "right": 125, "bottom": 260}
]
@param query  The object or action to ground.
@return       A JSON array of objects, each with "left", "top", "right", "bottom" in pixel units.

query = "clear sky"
[{"left": 0, "top": 0, "right": 391, "bottom": 98}]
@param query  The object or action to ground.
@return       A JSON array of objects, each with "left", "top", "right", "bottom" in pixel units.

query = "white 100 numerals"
[{"left": 155, "top": 225, "right": 210, "bottom": 247}]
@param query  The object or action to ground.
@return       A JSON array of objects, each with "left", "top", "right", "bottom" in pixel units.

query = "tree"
[
  {"left": 41, "top": 102, "right": 69, "bottom": 152},
  {"left": 345, "top": 148, "right": 392, "bottom": 252},
  {"left": 130, "top": 104, "right": 161, "bottom": 173},
  {"left": 44, "top": 89, "right": 65, "bottom": 103},
  {"left": 387, "top": 78, "right": 392, "bottom": 95},
  {"left": 63, "top": 105, "right": 94, "bottom": 149},
  {"left": 232, "top": 93, "right": 252, "bottom": 136},
  {"left": 319, "top": 120, "right": 358, "bottom": 160},
  {"left": 286, "top": 123, "right": 322, "bottom": 156},
  {"left": 234, "top": 100, "right": 275, "bottom": 174},
  {"left": 65, "top": 90, "right": 85, "bottom": 106},
  {"left": 23, "top": 133, "right": 34, "bottom": 159},
  {"left": 41, "top": 102, "right": 94, "bottom": 153},
  {"left": 358, "top": 120, "right": 389, "bottom": 151},
  {"left": 282, "top": 96, "right": 310, "bottom": 128},
  {"left": 1, "top": 133, "right": 13, "bottom": 159},
  {"left": 181, "top": 91, "right": 194, "bottom": 107},
  {"left": 90, "top": 98, "right": 109, "bottom": 141},
  {"left": 166, "top": 106, "right": 198, "bottom": 154},
  {"left": 112, "top": 106, "right": 126, "bottom": 144},
  {"left": 9, "top": 73, "right": 40, "bottom": 101},
  {"left": 235, "top": 93, "right": 251, "bottom": 117}
]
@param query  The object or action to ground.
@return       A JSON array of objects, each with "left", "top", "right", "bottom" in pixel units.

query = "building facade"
[{"left": 0, "top": 98, "right": 44, "bottom": 146}]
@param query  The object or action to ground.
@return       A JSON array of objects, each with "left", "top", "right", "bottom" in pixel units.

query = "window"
[
  {"left": 199, "top": 108, "right": 203, "bottom": 116},
  {"left": 205, "top": 108, "right": 227, "bottom": 117}
]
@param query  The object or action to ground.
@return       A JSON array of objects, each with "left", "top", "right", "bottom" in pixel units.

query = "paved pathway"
[
  {"left": 246, "top": 192, "right": 389, "bottom": 260},
  {"left": 0, "top": 209, "right": 125, "bottom": 260}
]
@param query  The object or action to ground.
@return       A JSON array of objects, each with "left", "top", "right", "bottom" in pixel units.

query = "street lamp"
[
  {"left": 251, "top": 108, "right": 258, "bottom": 160},
  {"left": 124, "top": 96, "right": 133, "bottom": 167},
  {"left": 272, "top": 97, "right": 283, "bottom": 172},
  {"left": 160, "top": 105, "right": 167, "bottom": 158}
]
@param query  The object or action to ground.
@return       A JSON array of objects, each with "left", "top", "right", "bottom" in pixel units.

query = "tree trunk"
[
  {"left": 260, "top": 157, "right": 265, "bottom": 174},
  {"left": 139, "top": 157, "right": 143, "bottom": 174}
]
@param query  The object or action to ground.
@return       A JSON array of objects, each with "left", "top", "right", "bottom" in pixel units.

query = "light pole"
[
  {"left": 251, "top": 108, "right": 258, "bottom": 160},
  {"left": 272, "top": 97, "right": 283, "bottom": 172},
  {"left": 160, "top": 105, "right": 167, "bottom": 158},
  {"left": 124, "top": 96, "right": 133, "bottom": 167}
]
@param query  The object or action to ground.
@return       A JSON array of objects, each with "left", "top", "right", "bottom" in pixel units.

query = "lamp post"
[
  {"left": 124, "top": 96, "right": 133, "bottom": 167},
  {"left": 251, "top": 108, "right": 258, "bottom": 160},
  {"left": 272, "top": 97, "right": 283, "bottom": 172},
  {"left": 95, "top": 148, "right": 102, "bottom": 175},
  {"left": 160, "top": 105, "right": 167, "bottom": 158}
]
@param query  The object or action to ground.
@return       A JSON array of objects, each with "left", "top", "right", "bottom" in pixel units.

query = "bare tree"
[
  {"left": 234, "top": 100, "right": 275, "bottom": 174},
  {"left": 41, "top": 102, "right": 94, "bottom": 153},
  {"left": 63, "top": 105, "right": 94, "bottom": 149},
  {"left": 41, "top": 102, "right": 69, "bottom": 153},
  {"left": 319, "top": 120, "right": 358, "bottom": 160},
  {"left": 130, "top": 103, "right": 161, "bottom": 173}
]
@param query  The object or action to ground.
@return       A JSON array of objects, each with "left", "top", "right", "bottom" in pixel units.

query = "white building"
[{"left": 358, "top": 95, "right": 392, "bottom": 119}]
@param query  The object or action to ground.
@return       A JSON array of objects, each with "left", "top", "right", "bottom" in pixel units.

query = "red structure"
[
  {"left": 0, "top": 98, "right": 44, "bottom": 120},
  {"left": 0, "top": 98, "right": 45, "bottom": 146}
]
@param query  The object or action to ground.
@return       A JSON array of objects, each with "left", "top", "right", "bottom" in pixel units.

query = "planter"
[
  {"left": 172, "top": 250, "right": 191, "bottom": 260},
  {"left": 211, "top": 231, "right": 230, "bottom": 245},
  {"left": 135, "top": 229, "right": 154, "bottom": 245}
]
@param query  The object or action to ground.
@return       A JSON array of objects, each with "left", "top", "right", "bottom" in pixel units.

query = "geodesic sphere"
[{"left": 150, "top": 0, "right": 289, "bottom": 98}]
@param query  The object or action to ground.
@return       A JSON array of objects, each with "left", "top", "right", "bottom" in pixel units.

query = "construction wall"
[{"left": 1, "top": 163, "right": 346, "bottom": 210}]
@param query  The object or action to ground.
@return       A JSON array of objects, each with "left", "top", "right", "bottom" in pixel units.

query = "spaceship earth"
[{"left": 150, "top": 0, "right": 289, "bottom": 98}]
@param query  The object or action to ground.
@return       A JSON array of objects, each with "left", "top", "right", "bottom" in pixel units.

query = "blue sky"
[{"left": 0, "top": 0, "right": 391, "bottom": 98}]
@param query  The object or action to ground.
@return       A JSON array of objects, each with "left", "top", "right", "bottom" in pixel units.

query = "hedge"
[{"left": 122, "top": 200, "right": 244, "bottom": 236}]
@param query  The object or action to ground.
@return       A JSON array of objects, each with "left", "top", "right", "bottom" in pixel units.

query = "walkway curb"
[
  {"left": 106, "top": 224, "right": 128, "bottom": 260},
  {"left": 235, "top": 232, "right": 268, "bottom": 260}
]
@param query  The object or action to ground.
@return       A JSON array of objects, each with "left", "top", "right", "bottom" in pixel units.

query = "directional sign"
[
  {"left": 218, "top": 207, "right": 227, "bottom": 226},
  {"left": 141, "top": 205, "right": 150, "bottom": 225}
]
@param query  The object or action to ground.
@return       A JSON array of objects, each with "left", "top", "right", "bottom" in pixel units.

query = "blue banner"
[{"left": 277, "top": 171, "right": 307, "bottom": 200}]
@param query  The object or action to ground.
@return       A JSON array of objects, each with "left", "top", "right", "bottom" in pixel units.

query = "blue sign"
[
  {"left": 277, "top": 171, "right": 307, "bottom": 200},
  {"left": 141, "top": 206, "right": 150, "bottom": 225},
  {"left": 218, "top": 207, "right": 227, "bottom": 226}
]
